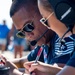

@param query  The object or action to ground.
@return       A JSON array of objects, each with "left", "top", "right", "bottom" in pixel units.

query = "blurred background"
[{"left": 0, "top": 0, "right": 12, "bottom": 29}]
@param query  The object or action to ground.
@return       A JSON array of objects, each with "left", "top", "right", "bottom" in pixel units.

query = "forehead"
[{"left": 12, "top": 8, "right": 34, "bottom": 30}]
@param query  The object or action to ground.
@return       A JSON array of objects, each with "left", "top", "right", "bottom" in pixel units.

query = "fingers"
[
  {"left": 24, "top": 61, "right": 39, "bottom": 75},
  {"left": 0, "top": 54, "right": 7, "bottom": 65},
  {"left": 29, "top": 63, "right": 39, "bottom": 72},
  {"left": 25, "top": 68, "right": 30, "bottom": 74},
  {"left": 29, "top": 61, "right": 50, "bottom": 73},
  {"left": 24, "top": 61, "right": 44, "bottom": 74},
  {"left": 23, "top": 61, "right": 34, "bottom": 71}
]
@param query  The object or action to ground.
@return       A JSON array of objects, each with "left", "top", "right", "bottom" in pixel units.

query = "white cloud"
[{"left": 0, "top": 0, "right": 12, "bottom": 29}]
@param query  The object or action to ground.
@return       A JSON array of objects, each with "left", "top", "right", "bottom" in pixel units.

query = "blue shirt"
[
  {"left": 0, "top": 24, "right": 10, "bottom": 38},
  {"left": 27, "top": 33, "right": 58, "bottom": 64},
  {"left": 27, "top": 45, "right": 44, "bottom": 62},
  {"left": 51, "top": 34, "right": 75, "bottom": 64},
  {"left": 27, "top": 33, "right": 75, "bottom": 65}
]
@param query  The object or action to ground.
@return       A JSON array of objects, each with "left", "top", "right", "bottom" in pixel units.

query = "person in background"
[
  {"left": 25, "top": 0, "right": 75, "bottom": 75},
  {"left": 0, "top": 20, "right": 10, "bottom": 53},
  {"left": 9, "top": 23, "right": 25, "bottom": 58}
]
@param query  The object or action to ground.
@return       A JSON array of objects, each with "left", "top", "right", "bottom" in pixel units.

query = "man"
[
  {"left": 3, "top": 0, "right": 72, "bottom": 75},
  {"left": 10, "top": 0, "right": 56, "bottom": 66},
  {"left": 4, "top": 0, "right": 57, "bottom": 74}
]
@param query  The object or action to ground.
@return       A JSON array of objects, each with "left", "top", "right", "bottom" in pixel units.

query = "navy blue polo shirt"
[
  {"left": 27, "top": 33, "right": 75, "bottom": 65},
  {"left": 27, "top": 45, "right": 44, "bottom": 62},
  {"left": 27, "top": 33, "right": 58, "bottom": 64},
  {"left": 50, "top": 34, "right": 75, "bottom": 64}
]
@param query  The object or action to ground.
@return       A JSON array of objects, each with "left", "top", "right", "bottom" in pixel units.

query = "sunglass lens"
[
  {"left": 40, "top": 18, "right": 48, "bottom": 26},
  {"left": 16, "top": 32, "right": 25, "bottom": 38},
  {"left": 44, "top": 20, "right": 48, "bottom": 26},
  {"left": 23, "top": 24, "right": 34, "bottom": 32}
]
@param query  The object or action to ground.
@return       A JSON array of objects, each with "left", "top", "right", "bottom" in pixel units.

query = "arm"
[
  {"left": 11, "top": 46, "right": 40, "bottom": 68},
  {"left": 5, "top": 60, "right": 23, "bottom": 75},
  {"left": 11, "top": 56, "right": 28, "bottom": 68},
  {"left": 57, "top": 49, "right": 75, "bottom": 75},
  {"left": 0, "top": 55, "right": 23, "bottom": 75},
  {"left": 57, "top": 65, "right": 75, "bottom": 75},
  {"left": 24, "top": 61, "right": 62, "bottom": 75},
  {"left": 56, "top": 53, "right": 75, "bottom": 75}
]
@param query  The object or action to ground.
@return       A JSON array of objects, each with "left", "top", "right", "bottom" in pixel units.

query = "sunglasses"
[
  {"left": 16, "top": 22, "right": 34, "bottom": 38},
  {"left": 40, "top": 12, "right": 54, "bottom": 26},
  {"left": 40, "top": 18, "right": 48, "bottom": 26}
]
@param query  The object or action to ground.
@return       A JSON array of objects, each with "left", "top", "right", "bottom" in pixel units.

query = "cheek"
[
  {"left": 47, "top": 21, "right": 50, "bottom": 27},
  {"left": 32, "top": 30, "right": 39, "bottom": 38},
  {"left": 34, "top": 31, "right": 39, "bottom": 37},
  {"left": 34, "top": 29, "right": 42, "bottom": 38},
  {"left": 25, "top": 32, "right": 35, "bottom": 41}
]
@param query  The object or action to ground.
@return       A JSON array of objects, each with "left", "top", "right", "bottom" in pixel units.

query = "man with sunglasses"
[
  {"left": 9, "top": 0, "right": 57, "bottom": 66},
  {"left": 0, "top": 0, "right": 56, "bottom": 74},
  {"left": 1, "top": 0, "right": 73, "bottom": 75}
]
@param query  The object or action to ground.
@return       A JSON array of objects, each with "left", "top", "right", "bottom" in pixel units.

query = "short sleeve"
[{"left": 27, "top": 45, "right": 44, "bottom": 62}]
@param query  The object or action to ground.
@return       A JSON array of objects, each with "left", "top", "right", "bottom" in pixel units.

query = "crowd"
[{"left": 0, "top": 0, "right": 75, "bottom": 75}]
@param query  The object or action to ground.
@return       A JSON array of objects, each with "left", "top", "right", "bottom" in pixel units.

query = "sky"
[{"left": 0, "top": 0, "right": 12, "bottom": 29}]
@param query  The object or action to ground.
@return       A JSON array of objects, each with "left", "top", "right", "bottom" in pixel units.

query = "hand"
[
  {"left": 0, "top": 54, "right": 7, "bottom": 66},
  {"left": 24, "top": 61, "right": 51, "bottom": 75},
  {"left": 23, "top": 61, "right": 34, "bottom": 74}
]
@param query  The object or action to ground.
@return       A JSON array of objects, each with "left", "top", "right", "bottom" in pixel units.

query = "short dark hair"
[{"left": 10, "top": 0, "right": 39, "bottom": 17}]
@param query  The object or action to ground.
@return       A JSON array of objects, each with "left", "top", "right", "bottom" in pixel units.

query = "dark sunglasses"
[{"left": 16, "top": 22, "right": 34, "bottom": 38}]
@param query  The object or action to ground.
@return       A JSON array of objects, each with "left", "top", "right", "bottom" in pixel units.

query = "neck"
[
  {"left": 37, "top": 39, "right": 45, "bottom": 46},
  {"left": 44, "top": 29, "right": 55, "bottom": 43}
]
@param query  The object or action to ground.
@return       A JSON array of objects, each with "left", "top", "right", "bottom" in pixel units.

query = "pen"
[
  {"left": 30, "top": 45, "right": 44, "bottom": 75},
  {"left": 35, "top": 45, "right": 44, "bottom": 63}
]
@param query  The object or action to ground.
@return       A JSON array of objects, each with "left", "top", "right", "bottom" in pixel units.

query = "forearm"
[
  {"left": 11, "top": 56, "right": 28, "bottom": 68},
  {"left": 45, "top": 64, "right": 62, "bottom": 75},
  {"left": 5, "top": 60, "right": 24, "bottom": 75},
  {"left": 11, "top": 69, "right": 23, "bottom": 75},
  {"left": 39, "top": 62, "right": 62, "bottom": 75},
  {"left": 28, "top": 61, "right": 63, "bottom": 75},
  {"left": 56, "top": 66, "right": 75, "bottom": 75},
  {"left": 6, "top": 60, "right": 18, "bottom": 71}
]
